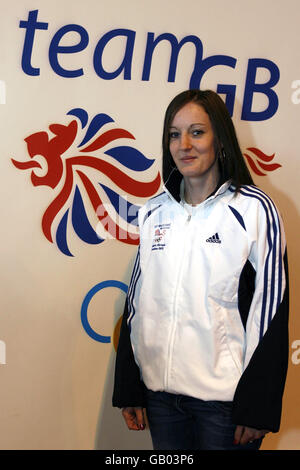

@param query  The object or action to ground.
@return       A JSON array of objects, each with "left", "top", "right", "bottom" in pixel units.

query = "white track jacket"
[{"left": 113, "top": 178, "right": 289, "bottom": 432}]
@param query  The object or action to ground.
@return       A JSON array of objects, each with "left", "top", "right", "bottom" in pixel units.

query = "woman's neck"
[{"left": 183, "top": 172, "right": 220, "bottom": 205}]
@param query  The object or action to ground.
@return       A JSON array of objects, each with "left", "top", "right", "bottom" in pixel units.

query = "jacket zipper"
[
  {"left": 164, "top": 211, "right": 192, "bottom": 390},
  {"left": 161, "top": 181, "right": 231, "bottom": 390}
]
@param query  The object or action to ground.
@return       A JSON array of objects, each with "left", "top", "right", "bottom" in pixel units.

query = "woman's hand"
[
  {"left": 234, "top": 425, "right": 269, "bottom": 445},
  {"left": 122, "top": 407, "right": 146, "bottom": 431}
]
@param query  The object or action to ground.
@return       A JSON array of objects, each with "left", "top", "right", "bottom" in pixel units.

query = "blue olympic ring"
[{"left": 81, "top": 280, "right": 128, "bottom": 343}]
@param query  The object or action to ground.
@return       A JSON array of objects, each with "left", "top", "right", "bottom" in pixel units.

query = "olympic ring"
[{"left": 81, "top": 280, "right": 128, "bottom": 343}]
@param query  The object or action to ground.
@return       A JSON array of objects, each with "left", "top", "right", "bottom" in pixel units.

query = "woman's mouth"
[{"left": 181, "top": 156, "right": 197, "bottom": 164}]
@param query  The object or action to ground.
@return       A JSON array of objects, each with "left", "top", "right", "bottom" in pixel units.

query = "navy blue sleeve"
[
  {"left": 232, "top": 251, "right": 289, "bottom": 432},
  {"left": 112, "top": 298, "right": 146, "bottom": 408}
]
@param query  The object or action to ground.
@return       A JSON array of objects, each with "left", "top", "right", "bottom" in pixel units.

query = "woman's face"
[{"left": 169, "top": 102, "right": 219, "bottom": 182}]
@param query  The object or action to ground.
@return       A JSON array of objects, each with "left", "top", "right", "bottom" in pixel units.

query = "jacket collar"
[{"left": 162, "top": 168, "right": 230, "bottom": 205}]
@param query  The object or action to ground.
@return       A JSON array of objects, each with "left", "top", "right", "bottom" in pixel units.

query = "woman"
[{"left": 112, "top": 89, "right": 289, "bottom": 450}]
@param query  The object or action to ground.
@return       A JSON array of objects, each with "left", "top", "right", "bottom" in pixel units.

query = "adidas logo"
[{"left": 206, "top": 232, "right": 221, "bottom": 243}]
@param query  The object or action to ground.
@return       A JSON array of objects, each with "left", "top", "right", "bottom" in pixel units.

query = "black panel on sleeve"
[
  {"left": 238, "top": 259, "right": 256, "bottom": 330},
  {"left": 112, "top": 299, "right": 146, "bottom": 408},
  {"left": 232, "top": 251, "right": 289, "bottom": 432}
]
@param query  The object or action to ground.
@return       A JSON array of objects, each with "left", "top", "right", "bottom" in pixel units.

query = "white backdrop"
[{"left": 0, "top": 0, "right": 299, "bottom": 450}]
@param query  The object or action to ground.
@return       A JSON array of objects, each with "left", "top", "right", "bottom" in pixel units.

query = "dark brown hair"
[{"left": 162, "top": 89, "right": 254, "bottom": 191}]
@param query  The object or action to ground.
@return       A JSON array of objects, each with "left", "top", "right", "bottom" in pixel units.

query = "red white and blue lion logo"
[{"left": 11, "top": 108, "right": 161, "bottom": 256}]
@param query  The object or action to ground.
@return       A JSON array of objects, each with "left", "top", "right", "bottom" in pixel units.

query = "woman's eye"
[
  {"left": 192, "top": 129, "right": 204, "bottom": 137},
  {"left": 169, "top": 131, "right": 180, "bottom": 139}
]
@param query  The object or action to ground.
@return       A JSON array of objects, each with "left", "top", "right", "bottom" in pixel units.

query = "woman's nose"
[{"left": 179, "top": 133, "right": 192, "bottom": 149}]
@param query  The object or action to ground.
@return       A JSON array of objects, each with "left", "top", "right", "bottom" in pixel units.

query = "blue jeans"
[{"left": 146, "top": 389, "right": 263, "bottom": 451}]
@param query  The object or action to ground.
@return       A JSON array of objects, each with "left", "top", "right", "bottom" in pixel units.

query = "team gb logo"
[{"left": 11, "top": 108, "right": 161, "bottom": 256}]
